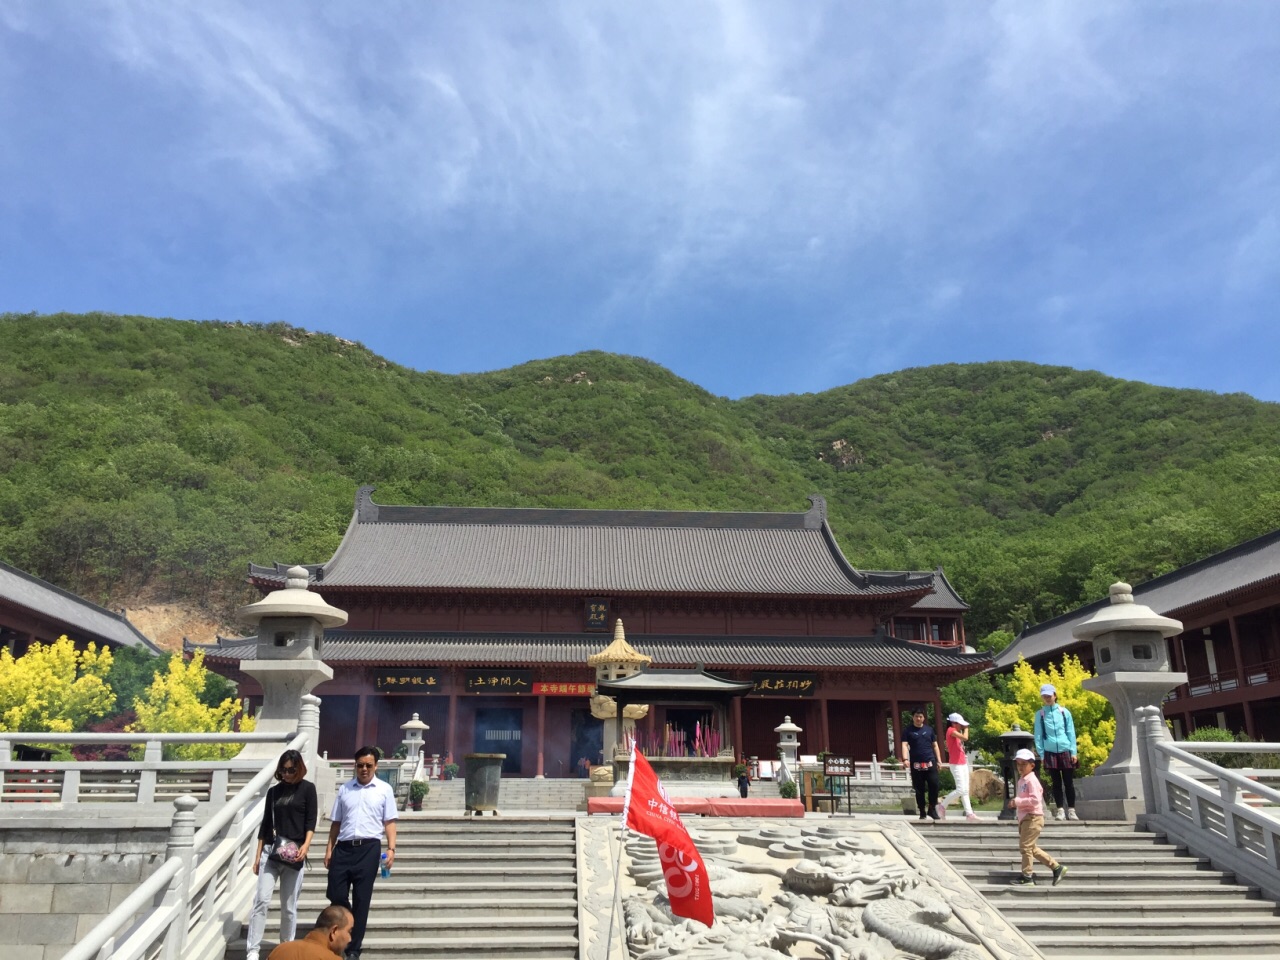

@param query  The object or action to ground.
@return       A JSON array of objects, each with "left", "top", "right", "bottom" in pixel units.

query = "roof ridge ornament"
[{"left": 805, "top": 494, "right": 828, "bottom": 526}]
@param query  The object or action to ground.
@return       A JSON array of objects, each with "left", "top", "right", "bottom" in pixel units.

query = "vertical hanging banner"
[{"left": 621, "top": 747, "right": 715, "bottom": 927}]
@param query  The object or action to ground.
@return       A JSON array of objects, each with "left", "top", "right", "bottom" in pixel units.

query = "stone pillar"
[
  {"left": 1072, "top": 582, "right": 1185, "bottom": 821},
  {"left": 235, "top": 566, "right": 342, "bottom": 761},
  {"left": 160, "top": 796, "right": 199, "bottom": 960}
]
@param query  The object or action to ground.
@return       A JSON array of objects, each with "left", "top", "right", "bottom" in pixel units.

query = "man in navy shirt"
[{"left": 901, "top": 707, "right": 942, "bottom": 821}]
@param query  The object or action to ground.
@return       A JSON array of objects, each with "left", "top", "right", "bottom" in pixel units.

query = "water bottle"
[{"left": 379, "top": 852, "right": 390, "bottom": 880}]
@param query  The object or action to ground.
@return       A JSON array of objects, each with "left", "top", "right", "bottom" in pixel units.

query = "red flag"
[{"left": 622, "top": 747, "right": 714, "bottom": 927}]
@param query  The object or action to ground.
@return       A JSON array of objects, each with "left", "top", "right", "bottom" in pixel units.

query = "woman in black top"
[{"left": 244, "top": 749, "right": 318, "bottom": 960}]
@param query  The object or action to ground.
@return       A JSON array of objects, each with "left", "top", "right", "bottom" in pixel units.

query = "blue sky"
[{"left": 2, "top": 3, "right": 1277, "bottom": 401}]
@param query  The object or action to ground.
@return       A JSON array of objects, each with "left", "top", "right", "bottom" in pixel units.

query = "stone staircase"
[
  {"left": 227, "top": 816, "right": 578, "bottom": 959},
  {"left": 924, "top": 820, "right": 1280, "bottom": 957},
  {"left": 422, "top": 777, "right": 589, "bottom": 812}
]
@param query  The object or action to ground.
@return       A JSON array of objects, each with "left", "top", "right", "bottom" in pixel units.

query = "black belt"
[{"left": 336, "top": 838, "right": 381, "bottom": 847}]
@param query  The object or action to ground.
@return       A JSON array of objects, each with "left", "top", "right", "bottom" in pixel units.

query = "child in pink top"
[
  {"left": 1007, "top": 748, "right": 1066, "bottom": 886},
  {"left": 937, "top": 713, "right": 980, "bottom": 821}
]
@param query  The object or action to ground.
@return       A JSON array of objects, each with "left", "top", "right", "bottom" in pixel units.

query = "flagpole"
[{"left": 604, "top": 738, "right": 636, "bottom": 960}]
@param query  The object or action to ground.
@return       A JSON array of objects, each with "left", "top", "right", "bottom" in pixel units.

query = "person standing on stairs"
[
  {"left": 324, "top": 746, "right": 398, "bottom": 960},
  {"left": 245, "top": 749, "right": 318, "bottom": 960},
  {"left": 902, "top": 706, "right": 942, "bottom": 821},
  {"left": 1008, "top": 748, "right": 1067, "bottom": 887},
  {"left": 937, "top": 713, "right": 980, "bottom": 822},
  {"left": 1033, "top": 683, "right": 1080, "bottom": 821}
]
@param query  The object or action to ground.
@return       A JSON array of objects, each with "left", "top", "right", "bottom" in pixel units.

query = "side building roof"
[
  {"left": 994, "top": 527, "right": 1280, "bottom": 671},
  {"left": 249, "top": 487, "right": 940, "bottom": 605},
  {"left": 190, "top": 629, "right": 991, "bottom": 676},
  {"left": 0, "top": 559, "right": 164, "bottom": 654}
]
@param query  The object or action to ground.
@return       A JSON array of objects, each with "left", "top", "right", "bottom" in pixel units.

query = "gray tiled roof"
[
  {"left": 993, "top": 527, "right": 1280, "bottom": 670},
  {"left": 0, "top": 559, "right": 163, "bottom": 653},
  {"left": 193, "top": 630, "right": 991, "bottom": 672},
  {"left": 885, "top": 568, "right": 970, "bottom": 611},
  {"left": 250, "top": 488, "right": 941, "bottom": 602}
]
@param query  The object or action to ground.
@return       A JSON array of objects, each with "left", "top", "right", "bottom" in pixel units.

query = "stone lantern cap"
[
  {"left": 587, "top": 619, "right": 653, "bottom": 668},
  {"left": 237, "top": 566, "right": 348, "bottom": 628},
  {"left": 1071, "top": 582, "right": 1182, "bottom": 642},
  {"left": 774, "top": 716, "right": 802, "bottom": 736},
  {"left": 400, "top": 713, "right": 429, "bottom": 735}
]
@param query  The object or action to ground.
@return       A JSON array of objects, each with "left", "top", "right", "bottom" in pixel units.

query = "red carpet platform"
[{"left": 586, "top": 797, "right": 804, "bottom": 817}]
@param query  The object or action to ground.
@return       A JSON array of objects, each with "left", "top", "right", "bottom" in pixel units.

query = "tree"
[
  {"left": 129, "top": 650, "right": 254, "bottom": 759},
  {"left": 940, "top": 670, "right": 1010, "bottom": 758},
  {"left": 983, "top": 655, "right": 1115, "bottom": 775},
  {"left": 0, "top": 635, "right": 115, "bottom": 733}
]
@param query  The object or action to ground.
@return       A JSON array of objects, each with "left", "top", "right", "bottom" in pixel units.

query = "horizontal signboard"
[
  {"left": 751, "top": 672, "right": 817, "bottom": 696},
  {"left": 465, "top": 669, "right": 533, "bottom": 694},
  {"left": 375, "top": 670, "right": 442, "bottom": 691},
  {"left": 532, "top": 682, "right": 594, "bottom": 696}
]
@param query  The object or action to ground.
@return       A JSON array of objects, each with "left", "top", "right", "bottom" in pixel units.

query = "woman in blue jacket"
[{"left": 1033, "top": 683, "right": 1079, "bottom": 821}]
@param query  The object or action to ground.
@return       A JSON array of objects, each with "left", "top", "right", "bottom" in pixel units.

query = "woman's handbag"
[{"left": 267, "top": 836, "right": 304, "bottom": 869}]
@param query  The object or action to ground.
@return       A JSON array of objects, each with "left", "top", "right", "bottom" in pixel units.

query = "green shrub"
[
  {"left": 409, "top": 780, "right": 430, "bottom": 802},
  {"left": 1184, "top": 726, "right": 1237, "bottom": 767},
  {"left": 778, "top": 780, "right": 798, "bottom": 799}
]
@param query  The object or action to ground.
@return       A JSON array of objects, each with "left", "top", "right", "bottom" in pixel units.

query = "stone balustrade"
[{"left": 1138, "top": 705, "right": 1280, "bottom": 902}]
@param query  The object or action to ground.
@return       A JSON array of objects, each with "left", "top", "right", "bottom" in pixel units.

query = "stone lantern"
[
  {"left": 236, "top": 565, "right": 343, "bottom": 767},
  {"left": 400, "top": 713, "right": 429, "bottom": 764},
  {"left": 775, "top": 715, "right": 803, "bottom": 772},
  {"left": 1072, "top": 581, "right": 1185, "bottom": 821}
]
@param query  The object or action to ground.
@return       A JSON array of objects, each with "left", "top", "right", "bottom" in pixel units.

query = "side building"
[
  {"left": 994, "top": 527, "right": 1280, "bottom": 740},
  {"left": 196, "top": 488, "right": 989, "bottom": 774},
  {"left": 0, "top": 558, "right": 164, "bottom": 657}
]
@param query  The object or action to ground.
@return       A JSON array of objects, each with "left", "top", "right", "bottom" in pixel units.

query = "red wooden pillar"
[
  {"left": 446, "top": 689, "right": 458, "bottom": 763},
  {"left": 731, "top": 697, "right": 743, "bottom": 759},
  {"left": 536, "top": 695, "right": 547, "bottom": 778},
  {"left": 819, "top": 696, "right": 831, "bottom": 754},
  {"left": 355, "top": 695, "right": 368, "bottom": 754}
]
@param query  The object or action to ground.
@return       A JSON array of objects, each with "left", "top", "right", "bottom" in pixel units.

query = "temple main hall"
[{"left": 197, "top": 487, "right": 989, "bottom": 775}]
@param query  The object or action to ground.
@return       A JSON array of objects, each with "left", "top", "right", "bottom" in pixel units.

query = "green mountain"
[{"left": 3, "top": 311, "right": 1279, "bottom": 642}]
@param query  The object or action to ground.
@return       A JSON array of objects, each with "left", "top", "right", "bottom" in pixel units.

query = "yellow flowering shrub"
[
  {"left": 0, "top": 635, "right": 115, "bottom": 733},
  {"left": 984, "top": 654, "right": 1115, "bottom": 775},
  {"left": 130, "top": 650, "right": 254, "bottom": 759}
]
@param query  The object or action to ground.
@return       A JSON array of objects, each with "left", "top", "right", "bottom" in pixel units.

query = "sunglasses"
[
  {"left": 281, "top": 766, "right": 298, "bottom": 774},
  {"left": 355, "top": 762, "right": 376, "bottom": 769}
]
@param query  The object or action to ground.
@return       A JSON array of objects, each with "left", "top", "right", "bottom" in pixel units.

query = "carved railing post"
[{"left": 160, "top": 795, "right": 198, "bottom": 960}]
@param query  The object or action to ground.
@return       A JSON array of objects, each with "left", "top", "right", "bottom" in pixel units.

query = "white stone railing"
[
  {"left": 1137, "top": 705, "right": 1280, "bottom": 902},
  {"left": 0, "top": 733, "right": 300, "bottom": 805},
  {"left": 60, "top": 730, "right": 310, "bottom": 960}
]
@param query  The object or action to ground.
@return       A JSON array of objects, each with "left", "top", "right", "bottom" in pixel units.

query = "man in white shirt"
[{"left": 324, "top": 746, "right": 398, "bottom": 960}]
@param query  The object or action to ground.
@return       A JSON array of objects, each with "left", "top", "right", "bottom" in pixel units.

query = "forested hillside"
[{"left": 2, "top": 311, "right": 1279, "bottom": 643}]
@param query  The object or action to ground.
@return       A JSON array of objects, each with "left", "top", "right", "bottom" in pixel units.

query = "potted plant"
[
  {"left": 443, "top": 763, "right": 459, "bottom": 781},
  {"left": 778, "top": 780, "right": 798, "bottom": 799},
  {"left": 409, "top": 780, "right": 429, "bottom": 811}
]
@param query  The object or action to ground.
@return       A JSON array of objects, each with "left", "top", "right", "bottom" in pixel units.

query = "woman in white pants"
[
  {"left": 938, "top": 712, "right": 980, "bottom": 821},
  {"left": 245, "top": 749, "right": 317, "bottom": 960}
]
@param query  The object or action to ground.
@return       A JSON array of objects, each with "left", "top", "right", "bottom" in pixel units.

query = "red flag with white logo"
[{"left": 621, "top": 746, "right": 714, "bottom": 927}]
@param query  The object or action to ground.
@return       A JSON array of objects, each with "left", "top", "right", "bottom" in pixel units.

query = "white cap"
[
  {"left": 1039, "top": 683, "right": 1056, "bottom": 697},
  {"left": 947, "top": 712, "right": 969, "bottom": 726},
  {"left": 1014, "top": 748, "right": 1036, "bottom": 762}
]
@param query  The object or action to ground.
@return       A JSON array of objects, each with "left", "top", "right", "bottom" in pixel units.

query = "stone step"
[
  {"left": 1031, "top": 933, "right": 1280, "bottom": 956},
  {"left": 355, "top": 934, "right": 578, "bottom": 959},
  {"left": 975, "top": 880, "right": 1259, "bottom": 899},
  {"left": 360, "top": 864, "right": 576, "bottom": 881},
  {"left": 944, "top": 851, "right": 1201, "bottom": 868},
  {"left": 972, "top": 864, "right": 1231, "bottom": 884},
  {"left": 349, "top": 916, "right": 578, "bottom": 937},
  {"left": 384, "top": 844, "right": 576, "bottom": 859},
  {"left": 274, "top": 895, "right": 579, "bottom": 919},
  {"left": 1016, "top": 916, "right": 1280, "bottom": 937},
  {"left": 995, "top": 896, "right": 1278, "bottom": 918}
]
